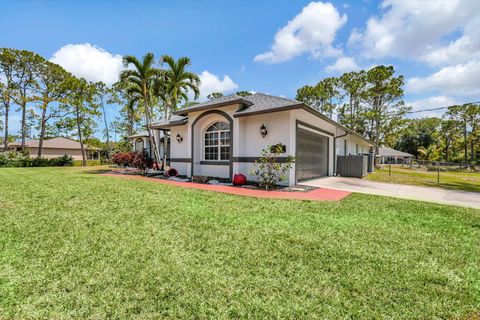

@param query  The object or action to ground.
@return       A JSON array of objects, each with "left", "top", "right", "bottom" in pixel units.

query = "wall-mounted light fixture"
[
  {"left": 176, "top": 133, "right": 183, "bottom": 143},
  {"left": 260, "top": 123, "right": 268, "bottom": 138}
]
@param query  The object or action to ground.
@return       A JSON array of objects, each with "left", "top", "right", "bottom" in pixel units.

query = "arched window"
[
  {"left": 135, "top": 138, "right": 144, "bottom": 151},
  {"left": 204, "top": 121, "right": 230, "bottom": 161}
]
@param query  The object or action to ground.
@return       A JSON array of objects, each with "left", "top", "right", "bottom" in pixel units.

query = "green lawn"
[
  {"left": 0, "top": 167, "right": 479, "bottom": 319},
  {"left": 366, "top": 166, "right": 480, "bottom": 193}
]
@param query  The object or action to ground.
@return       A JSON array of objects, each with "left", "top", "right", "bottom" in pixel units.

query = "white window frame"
[
  {"left": 203, "top": 122, "right": 230, "bottom": 161},
  {"left": 135, "top": 138, "right": 144, "bottom": 152}
]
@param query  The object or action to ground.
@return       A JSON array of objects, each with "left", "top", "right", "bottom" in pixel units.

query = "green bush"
[
  {"left": 0, "top": 151, "right": 32, "bottom": 167},
  {"left": 50, "top": 155, "right": 74, "bottom": 166},
  {"left": 249, "top": 144, "right": 295, "bottom": 190},
  {"left": 0, "top": 152, "right": 73, "bottom": 167}
]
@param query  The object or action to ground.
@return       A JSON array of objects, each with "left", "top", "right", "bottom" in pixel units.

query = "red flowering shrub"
[
  {"left": 112, "top": 152, "right": 136, "bottom": 167},
  {"left": 132, "top": 150, "right": 153, "bottom": 173}
]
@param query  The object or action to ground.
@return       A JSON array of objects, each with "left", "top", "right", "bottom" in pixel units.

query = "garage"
[{"left": 296, "top": 124, "right": 330, "bottom": 182}]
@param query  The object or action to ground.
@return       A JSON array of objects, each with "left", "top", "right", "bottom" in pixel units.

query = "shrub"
[
  {"left": 112, "top": 152, "right": 136, "bottom": 167},
  {"left": 249, "top": 144, "right": 295, "bottom": 190},
  {"left": 132, "top": 150, "right": 153, "bottom": 173},
  {"left": 50, "top": 155, "right": 74, "bottom": 166},
  {"left": 0, "top": 151, "right": 32, "bottom": 167},
  {"left": 0, "top": 152, "right": 74, "bottom": 167},
  {"left": 31, "top": 157, "right": 51, "bottom": 167}
]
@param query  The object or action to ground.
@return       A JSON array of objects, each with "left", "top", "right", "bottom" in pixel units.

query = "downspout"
[{"left": 333, "top": 131, "right": 348, "bottom": 175}]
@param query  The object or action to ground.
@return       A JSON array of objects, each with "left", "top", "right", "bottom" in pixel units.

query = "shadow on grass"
[
  {"left": 82, "top": 168, "right": 115, "bottom": 175},
  {"left": 423, "top": 181, "right": 480, "bottom": 193}
]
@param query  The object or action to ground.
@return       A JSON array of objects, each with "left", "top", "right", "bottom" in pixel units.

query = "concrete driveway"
[{"left": 300, "top": 177, "right": 480, "bottom": 209}]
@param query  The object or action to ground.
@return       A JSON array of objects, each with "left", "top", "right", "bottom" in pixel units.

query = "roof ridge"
[{"left": 251, "top": 92, "right": 300, "bottom": 103}]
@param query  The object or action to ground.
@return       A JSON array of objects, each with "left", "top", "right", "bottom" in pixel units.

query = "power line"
[{"left": 406, "top": 101, "right": 480, "bottom": 114}]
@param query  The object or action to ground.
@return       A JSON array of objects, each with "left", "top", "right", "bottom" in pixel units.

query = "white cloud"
[
  {"left": 406, "top": 60, "right": 480, "bottom": 96},
  {"left": 50, "top": 43, "right": 123, "bottom": 85},
  {"left": 350, "top": 0, "right": 480, "bottom": 63},
  {"left": 406, "top": 95, "right": 460, "bottom": 118},
  {"left": 198, "top": 71, "right": 238, "bottom": 100},
  {"left": 420, "top": 20, "right": 480, "bottom": 67},
  {"left": 254, "top": 2, "right": 347, "bottom": 63},
  {"left": 325, "top": 56, "right": 359, "bottom": 73}
]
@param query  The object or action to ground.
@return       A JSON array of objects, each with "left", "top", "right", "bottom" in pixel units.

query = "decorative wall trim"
[
  {"left": 232, "top": 157, "right": 290, "bottom": 163},
  {"left": 170, "top": 158, "right": 191, "bottom": 163},
  {"left": 200, "top": 161, "right": 229, "bottom": 165}
]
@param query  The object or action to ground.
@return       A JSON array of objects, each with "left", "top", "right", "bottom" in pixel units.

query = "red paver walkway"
[{"left": 102, "top": 173, "right": 351, "bottom": 201}]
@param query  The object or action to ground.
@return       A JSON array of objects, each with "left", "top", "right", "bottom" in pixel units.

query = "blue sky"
[{"left": 1, "top": 0, "right": 479, "bottom": 138}]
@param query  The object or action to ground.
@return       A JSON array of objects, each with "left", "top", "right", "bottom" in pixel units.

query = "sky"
[{"left": 1, "top": 0, "right": 479, "bottom": 138}]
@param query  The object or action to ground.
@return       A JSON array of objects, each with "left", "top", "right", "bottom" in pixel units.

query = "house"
[
  {"left": 127, "top": 131, "right": 168, "bottom": 162},
  {"left": 147, "top": 93, "right": 373, "bottom": 186},
  {"left": 377, "top": 147, "right": 413, "bottom": 164},
  {"left": 8, "top": 137, "right": 100, "bottom": 160}
]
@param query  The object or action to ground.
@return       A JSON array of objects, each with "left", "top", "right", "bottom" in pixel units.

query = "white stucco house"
[{"left": 144, "top": 93, "right": 373, "bottom": 186}]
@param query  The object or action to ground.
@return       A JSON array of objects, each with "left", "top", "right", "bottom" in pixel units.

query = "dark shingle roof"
[
  {"left": 235, "top": 93, "right": 302, "bottom": 116},
  {"left": 174, "top": 95, "right": 249, "bottom": 115},
  {"left": 150, "top": 115, "right": 188, "bottom": 129},
  {"left": 160, "top": 92, "right": 374, "bottom": 145},
  {"left": 173, "top": 93, "right": 301, "bottom": 116}
]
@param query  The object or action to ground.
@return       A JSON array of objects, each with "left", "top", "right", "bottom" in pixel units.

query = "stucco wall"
[
  {"left": 237, "top": 111, "right": 291, "bottom": 156},
  {"left": 338, "top": 134, "right": 371, "bottom": 156},
  {"left": 29, "top": 147, "right": 84, "bottom": 160}
]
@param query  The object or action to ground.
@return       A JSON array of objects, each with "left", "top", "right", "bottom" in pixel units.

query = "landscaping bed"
[{"left": 108, "top": 166, "right": 317, "bottom": 192}]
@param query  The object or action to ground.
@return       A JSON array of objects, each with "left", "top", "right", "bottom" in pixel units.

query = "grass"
[
  {"left": 0, "top": 167, "right": 479, "bottom": 319},
  {"left": 366, "top": 166, "right": 480, "bottom": 193},
  {"left": 73, "top": 160, "right": 105, "bottom": 166}
]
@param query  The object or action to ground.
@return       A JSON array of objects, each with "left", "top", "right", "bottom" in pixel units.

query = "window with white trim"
[
  {"left": 135, "top": 138, "right": 144, "bottom": 151},
  {"left": 204, "top": 121, "right": 230, "bottom": 161}
]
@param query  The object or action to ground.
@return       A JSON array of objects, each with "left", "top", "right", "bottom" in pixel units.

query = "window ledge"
[{"left": 200, "top": 161, "right": 229, "bottom": 165}]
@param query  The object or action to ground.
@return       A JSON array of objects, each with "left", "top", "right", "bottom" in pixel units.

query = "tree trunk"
[
  {"left": 464, "top": 122, "right": 468, "bottom": 163},
  {"left": 161, "top": 105, "right": 172, "bottom": 171},
  {"left": 3, "top": 101, "right": 9, "bottom": 151},
  {"left": 349, "top": 94, "right": 353, "bottom": 130},
  {"left": 142, "top": 97, "right": 159, "bottom": 168},
  {"left": 75, "top": 106, "right": 87, "bottom": 166},
  {"left": 471, "top": 139, "right": 475, "bottom": 162},
  {"left": 444, "top": 142, "right": 449, "bottom": 162},
  {"left": 37, "top": 105, "right": 47, "bottom": 158},
  {"left": 128, "top": 111, "right": 134, "bottom": 137},
  {"left": 21, "top": 101, "right": 27, "bottom": 151},
  {"left": 102, "top": 104, "right": 110, "bottom": 160}
]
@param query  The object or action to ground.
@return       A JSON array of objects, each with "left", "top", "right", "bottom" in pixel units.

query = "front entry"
[{"left": 296, "top": 125, "right": 329, "bottom": 182}]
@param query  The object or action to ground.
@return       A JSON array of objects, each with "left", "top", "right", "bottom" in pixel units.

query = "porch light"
[
  {"left": 176, "top": 133, "right": 183, "bottom": 143},
  {"left": 260, "top": 123, "right": 268, "bottom": 138}
]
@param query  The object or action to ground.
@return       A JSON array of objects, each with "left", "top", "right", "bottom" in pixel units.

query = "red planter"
[
  {"left": 167, "top": 168, "right": 178, "bottom": 177},
  {"left": 233, "top": 173, "right": 247, "bottom": 186}
]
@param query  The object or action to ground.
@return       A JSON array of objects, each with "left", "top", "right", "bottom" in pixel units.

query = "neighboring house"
[
  {"left": 377, "top": 147, "right": 413, "bottom": 164},
  {"left": 148, "top": 93, "right": 374, "bottom": 186},
  {"left": 8, "top": 137, "right": 100, "bottom": 160}
]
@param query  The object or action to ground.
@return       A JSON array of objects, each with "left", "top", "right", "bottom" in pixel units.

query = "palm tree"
[
  {"left": 120, "top": 53, "right": 162, "bottom": 165},
  {"left": 160, "top": 55, "right": 200, "bottom": 169}
]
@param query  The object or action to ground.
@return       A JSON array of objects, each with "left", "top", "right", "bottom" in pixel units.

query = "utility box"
[
  {"left": 336, "top": 155, "right": 368, "bottom": 178},
  {"left": 362, "top": 153, "right": 374, "bottom": 173}
]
